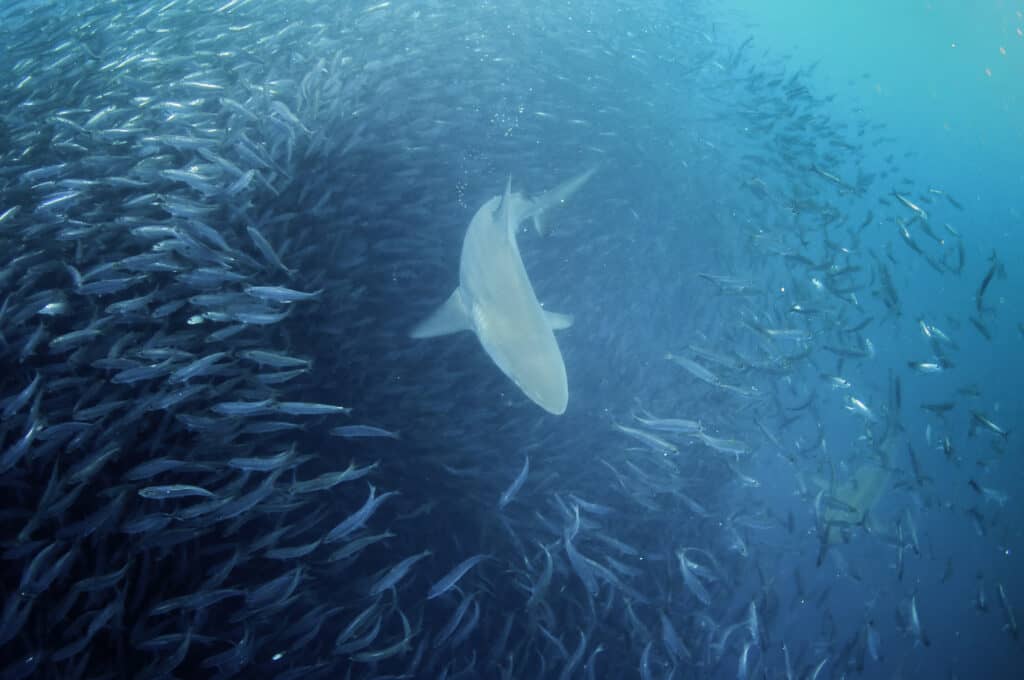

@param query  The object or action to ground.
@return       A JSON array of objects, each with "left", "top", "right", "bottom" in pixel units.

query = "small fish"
[
  {"left": 367, "top": 550, "right": 430, "bottom": 597},
  {"left": 324, "top": 484, "right": 398, "bottom": 544},
  {"left": 0, "top": 205, "right": 21, "bottom": 225},
  {"left": 737, "top": 641, "right": 751, "bottom": 680},
  {"left": 812, "top": 164, "right": 850, "bottom": 189},
  {"left": 920, "top": 401, "right": 955, "bottom": 415},
  {"left": 820, "top": 374, "right": 851, "bottom": 389},
  {"left": 893, "top": 191, "right": 928, "bottom": 221},
  {"left": 692, "top": 430, "right": 750, "bottom": 457},
  {"left": 907, "top": 594, "right": 930, "bottom": 647},
  {"left": 240, "top": 349, "right": 311, "bottom": 368},
  {"left": 290, "top": 461, "right": 378, "bottom": 495},
  {"left": 2, "top": 373, "right": 41, "bottom": 419},
  {"left": 138, "top": 484, "right": 216, "bottom": 500},
  {"left": 633, "top": 409, "right": 702, "bottom": 434},
  {"left": 246, "top": 225, "right": 294, "bottom": 276},
  {"left": 665, "top": 352, "right": 721, "bottom": 386},
  {"left": 427, "top": 554, "right": 490, "bottom": 600},
  {"left": 976, "top": 577, "right": 989, "bottom": 612},
  {"left": 498, "top": 455, "right": 529, "bottom": 509},
  {"left": 676, "top": 548, "right": 711, "bottom": 606},
  {"left": 659, "top": 611, "right": 691, "bottom": 662},
  {"left": 231, "top": 307, "right": 292, "bottom": 325},
  {"left": 349, "top": 610, "right": 414, "bottom": 664},
  {"left": 866, "top": 620, "right": 882, "bottom": 661},
  {"left": 998, "top": 584, "right": 1019, "bottom": 639},
  {"left": 806, "top": 656, "right": 829, "bottom": 680},
  {"left": 48, "top": 328, "right": 103, "bottom": 353},
  {"left": 613, "top": 422, "right": 678, "bottom": 454},
  {"left": 168, "top": 352, "right": 229, "bottom": 383},
  {"left": 907, "top": 360, "right": 948, "bottom": 374},
  {"left": 212, "top": 399, "right": 277, "bottom": 417},
  {"left": 227, "top": 446, "right": 296, "bottom": 472},
  {"left": 896, "top": 220, "right": 923, "bottom": 254},
  {"left": 329, "top": 425, "right": 399, "bottom": 440},
  {"left": 327, "top": 531, "right": 395, "bottom": 563},
  {"left": 971, "top": 410, "right": 1009, "bottom": 439},
  {"left": 274, "top": 401, "right": 351, "bottom": 416},
  {"left": 564, "top": 522, "right": 599, "bottom": 596},
  {"left": 727, "top": 462, "right": 760, "bottom": 488},
  {"left": 123, "top": 458, "right": 193, "bottom": 481},
  {"left": 843, "top": 395, "right": 877, "bottom": 421},
  {"left": 244, "top": 285, "right": 322, "bottom": 303},
  {"left": 969, "top": 315, "right": 992, "bottom": 341},
  {"left": 975, "top": 252, "right": 1003, "bottom": 311}
]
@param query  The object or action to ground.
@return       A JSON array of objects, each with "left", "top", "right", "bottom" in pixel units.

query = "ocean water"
[{"left": 0, "top": 1, "right": 1020, "bottom": 678}]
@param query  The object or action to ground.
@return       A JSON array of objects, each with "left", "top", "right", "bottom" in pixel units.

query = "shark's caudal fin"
[
  {"left": 524, "top": 166, "right": 598, "bottom": 235},
  {"left": 410, "top": 288, "right": 471, "bottom": 339}
]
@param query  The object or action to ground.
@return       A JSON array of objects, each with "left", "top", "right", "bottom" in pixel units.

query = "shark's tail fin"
[{"left": 524, "top": 166, "right": 598, "bottom": 235}]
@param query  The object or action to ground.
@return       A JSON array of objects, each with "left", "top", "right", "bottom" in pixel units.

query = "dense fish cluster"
[{"left": 0, "top": 0, "right": 1019, "bottom": 679}]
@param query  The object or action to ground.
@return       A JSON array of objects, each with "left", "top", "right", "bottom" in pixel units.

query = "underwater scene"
[{"left": 0, "top": 1, "right": 1021, "bottom": 678}]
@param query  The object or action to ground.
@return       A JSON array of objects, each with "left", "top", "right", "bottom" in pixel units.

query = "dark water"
[{"left": 0, "top": 1, "right": 1020, "bottom": 678}]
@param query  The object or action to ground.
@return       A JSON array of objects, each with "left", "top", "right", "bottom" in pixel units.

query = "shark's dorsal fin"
[
  {"left": 499, "top": 175, "right": 517, "bottom": 241},
  {"left": 410, "top": 288, "right": 471, "bottom": 338}
]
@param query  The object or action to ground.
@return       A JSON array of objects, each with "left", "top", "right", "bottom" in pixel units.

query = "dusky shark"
[{"left": 411, "top": 168, "right": 596, "bottom": 415}]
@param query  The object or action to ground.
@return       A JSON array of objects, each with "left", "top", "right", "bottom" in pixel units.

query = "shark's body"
[{"left": 411, "top": 169, "right": 595, "bottom": 415}]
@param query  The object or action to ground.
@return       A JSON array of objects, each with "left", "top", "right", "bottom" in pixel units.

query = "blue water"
[
  {"left": 710, "top": 3, "right": 1024, "bottom": 676},
  {"left": 0, "top": 1, "right": 1021, "bottom": 677}
]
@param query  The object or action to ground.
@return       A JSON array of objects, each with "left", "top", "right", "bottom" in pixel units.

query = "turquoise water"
[{"left": 722, "top": 1, "right": 1023, "bottom": 229}]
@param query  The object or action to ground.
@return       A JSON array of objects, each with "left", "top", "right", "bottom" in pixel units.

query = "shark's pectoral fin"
[
  {"left": 532, "top": 215, "right": 546, "bottom": 236},
  {"left": 544, "top": 310, "right": 573, "bottom": 331},
  {"left": 410, "top": 288, "right": 472, "bottom": 338}
]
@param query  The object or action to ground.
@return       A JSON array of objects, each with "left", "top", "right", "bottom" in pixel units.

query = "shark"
[{"left": 410, "top": 168, "right": 596, "bottom": 415}]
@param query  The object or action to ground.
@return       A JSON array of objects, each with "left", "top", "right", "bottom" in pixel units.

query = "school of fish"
[{"left": 0, "top": 0, "right": 1019, "bottom": 679}]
